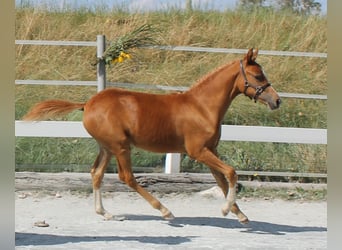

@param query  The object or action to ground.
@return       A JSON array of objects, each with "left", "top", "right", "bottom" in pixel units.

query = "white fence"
[{"left": 15, "top": 37, "right": 327, "bottom": 176}]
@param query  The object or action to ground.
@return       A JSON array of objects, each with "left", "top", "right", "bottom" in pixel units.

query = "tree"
[
  {"left": 275, "top": 0, "right": 321, "bottom": 15},
  {"left": 238, "top": 0, "right": 266, "bottom": 9},
  {"left": 186, "top": 0, "right": 192, "bottom": 12},
  {"left": 239, "top": 0, "right": 322, "bottom": 15}
]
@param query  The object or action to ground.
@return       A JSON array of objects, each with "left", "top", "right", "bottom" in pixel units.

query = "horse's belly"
[{"left": 132, "top": 136, "right": 185, "bottom": 153}]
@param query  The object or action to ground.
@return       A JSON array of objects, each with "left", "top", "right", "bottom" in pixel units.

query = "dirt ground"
[{"left": 15, "top": 187, "right": 327, "bottom": 250}]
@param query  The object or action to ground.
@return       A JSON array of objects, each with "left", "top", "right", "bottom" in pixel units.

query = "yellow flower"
[
  {"left": 117, "top": 56, "right": 124, "bottom": 63},
  {"left": 120, "top": 51, "right": 132, "bottom": 59},
  {"left": 111, "top": 51, "right": 132, "bottom": 64}
]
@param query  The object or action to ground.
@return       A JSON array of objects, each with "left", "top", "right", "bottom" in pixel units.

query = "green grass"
[
  {"left": 15, "top": 7, "right": 327, "bottom": 177},
  {"left": 237, "top": 186, "right": 327, "bottom": 201}
]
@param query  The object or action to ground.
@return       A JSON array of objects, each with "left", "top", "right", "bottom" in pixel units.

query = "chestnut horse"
[{"left": 23, "top": 48, "right": 281, "bottom": 224}]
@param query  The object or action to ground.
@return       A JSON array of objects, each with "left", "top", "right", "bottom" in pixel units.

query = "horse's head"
[{"left": 237, "top": 48, "right": 281, "bottom": 110}]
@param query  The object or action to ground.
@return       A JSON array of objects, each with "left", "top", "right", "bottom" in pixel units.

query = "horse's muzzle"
[{"left": 270, "top": 98, "right": 281, "bottom": 110}]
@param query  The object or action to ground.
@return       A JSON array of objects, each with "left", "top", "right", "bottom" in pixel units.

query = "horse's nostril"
[{"left": 276, "top": 99, "right": 281, "bottom": 107}]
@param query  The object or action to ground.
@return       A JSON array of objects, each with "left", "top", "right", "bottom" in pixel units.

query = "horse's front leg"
[
  {"left": 210, "top": 168, "right": 249, "bottom": 223},
  {"left": 188, "top": 146, "right": 249, "bottom": 223}
]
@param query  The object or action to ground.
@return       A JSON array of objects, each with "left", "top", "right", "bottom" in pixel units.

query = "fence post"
[
  {"left": 97, "top": 35, "right": 106, "bottom": 92},
  {"left": 165, "top": 153, "right": 181, "bottom": 174}
]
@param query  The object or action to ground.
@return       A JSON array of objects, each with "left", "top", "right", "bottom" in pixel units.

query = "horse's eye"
[{"left": 254, "top": 75, "right": 265, "bottom": 81}]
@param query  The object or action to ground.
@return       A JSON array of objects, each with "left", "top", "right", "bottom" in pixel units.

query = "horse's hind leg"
[
  {"left": 115, "top": 147, "right": 175, "bottom": 220},
  {"left": 90, "top": 146, "right": 122, "bottom": 220},
  {"left": 210, "top": 168, "right": 249, "bottom": 224}
]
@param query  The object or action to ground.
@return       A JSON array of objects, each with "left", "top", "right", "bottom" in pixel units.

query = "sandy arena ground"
[{"left": 15, "top": 187, "right": 327, "bottom": 250}]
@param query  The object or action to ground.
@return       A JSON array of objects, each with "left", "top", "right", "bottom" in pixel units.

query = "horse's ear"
[
  {"left": 252, "top": 48, "right": 259, "bottom": 61},
  {"left": 246, "top": 48, "right": 258, "bottom": 64}
]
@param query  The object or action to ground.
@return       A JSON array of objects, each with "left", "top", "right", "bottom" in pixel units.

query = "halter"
[{"left": 240, "top": 60, "right": 272, "bottom": 102}]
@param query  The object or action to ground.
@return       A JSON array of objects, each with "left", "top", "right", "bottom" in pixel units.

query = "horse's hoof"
[
  {"left": 239, "top": 217, "right": 249, "bottom": 225},
  {"left": 221, "top": 208, "right": 229, "bottom": 217},
  {"left": 163, "top": 211, "right": 175, "bottom": 220},
  {"left": 112, "top": 215, "right": 126, "bottom": 221},
  {"left": 103, "top": 213, "right": 112, "bottom": 220},
  {"left": 103, "top": 212, "right": 126, "bottom": 221}
]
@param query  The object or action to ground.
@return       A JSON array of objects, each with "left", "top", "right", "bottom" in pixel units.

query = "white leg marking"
[
  {"left": 222, "top": 183, "right": 236, "bottom": 216},
  {"left": 94, "top": 188, "right": 112, "bottom": 219},
  {"left": 94, "top": 188, "right": 125, "bottom": 221}
]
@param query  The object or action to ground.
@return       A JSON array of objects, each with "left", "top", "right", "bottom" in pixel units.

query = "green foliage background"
[{"left": 15, "top": 6, "right": 327, "bottom": 178}]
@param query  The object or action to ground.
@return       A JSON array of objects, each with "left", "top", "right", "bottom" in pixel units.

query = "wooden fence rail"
[{"left": 15, "top": 37, "right": 327, "bottom": 176}]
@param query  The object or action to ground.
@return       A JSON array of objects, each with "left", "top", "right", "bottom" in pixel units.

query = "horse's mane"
[{"left": 188, "top": 60, "right": 236, "bottom": 91}]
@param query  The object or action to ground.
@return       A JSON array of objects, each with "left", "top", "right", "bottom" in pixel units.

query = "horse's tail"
[{"left": 22, "top": 99, "right": 85, "bottom": 121}]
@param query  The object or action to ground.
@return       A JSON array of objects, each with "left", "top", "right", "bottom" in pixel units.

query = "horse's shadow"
[
  {"left": 15, "top": 215, "right": 327, "bottom": 246},
  {"left": 15, "top": 232, "right": 194, "bottom": 247},
  {"left": 125, "top": 214, "right": 327, "bottom": 236}
]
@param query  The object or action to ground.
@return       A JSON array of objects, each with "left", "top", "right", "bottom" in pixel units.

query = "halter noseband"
[{"left": 240, "top": 60, "right": 272, "bottom": 102}]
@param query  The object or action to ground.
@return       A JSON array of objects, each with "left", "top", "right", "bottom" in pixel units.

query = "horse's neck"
[{"left": 187, "top": 61, "right": 240, "bottom": 121}]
